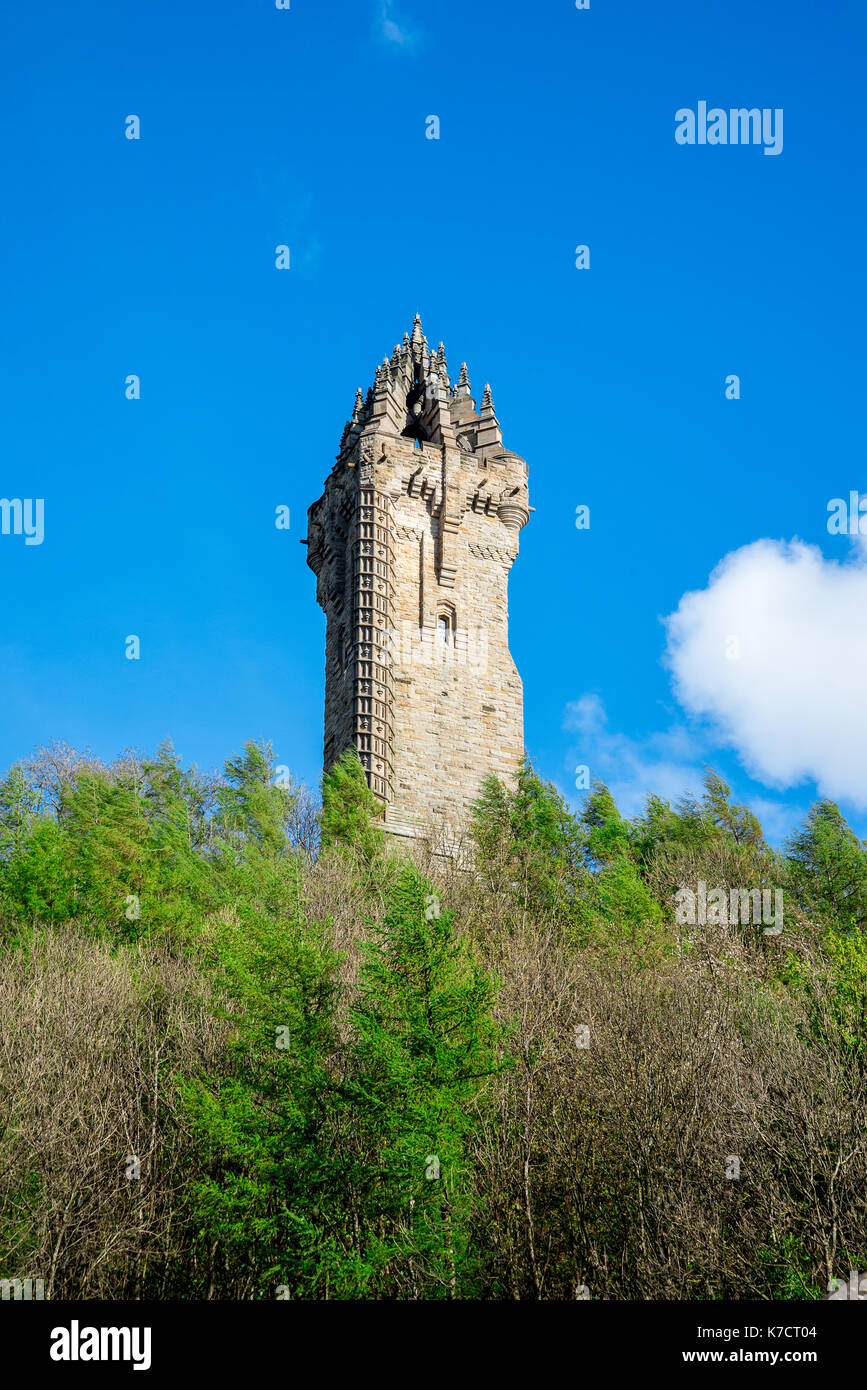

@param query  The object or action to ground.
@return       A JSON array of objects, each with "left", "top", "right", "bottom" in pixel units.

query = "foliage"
[
  {"left": 320, "top": 746, "right": 385, "bottom": 862},
  {"left": 0, "top": 738, "right": 865, "bottom": 1299}
]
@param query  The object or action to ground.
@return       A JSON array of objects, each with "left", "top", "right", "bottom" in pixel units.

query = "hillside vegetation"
[{"left": 0, "top": 739, "right": 865, "bottom": 1299}]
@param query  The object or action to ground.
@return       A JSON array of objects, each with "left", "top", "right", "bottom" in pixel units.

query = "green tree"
[
  {"left": 337, "top": 863, "right": 507, "bottom": 1296},
  {"left": 472, "top": 760, "right": 587, "bottom": 918},
  {"left": 175, "top": 854, "right": 342, "bottom": 1298},
  {"left": 320, "top": 746, "right": 385, "bottom": 861},
  {"left": 216, "top": 740, "right": 295, "bottom": 858},
  {"left": 0, "top": 816, "right": 71, "bottom": 927},
  {"left": 55, "top": 753, "right": 218, "bottom": 941},
  {"left": 0, "top": 765, "right": 39, "bottom": 860},
  {"left": 579, "top": 781, "right": 632, "bottom": 867},
  {"left": 786, "top": 800, "right": 867, "bottom": 931},
  {"left": 701, "top": 769, "right": 765, "bottom": 850},
  {"left": 575, "top": 783, "right": 666, "bottom": 949},
  {"left": 630, "top": 791, "right": 714, "bottom": 866}
]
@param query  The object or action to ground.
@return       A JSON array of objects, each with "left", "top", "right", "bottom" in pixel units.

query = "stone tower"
[{"left": 303, "top": 315, "right": 530, "bottom": 844}]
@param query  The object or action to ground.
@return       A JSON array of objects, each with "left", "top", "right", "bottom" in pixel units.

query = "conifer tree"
[
  {"left": 700, "top": 769, "right": 765, "bottom": 850},
  {"left": 337, "top": 862, "right": 506, "bottom": 1296},
  {"left": 320, "top": 746, "right": 385, "bottom": 860},
  {"left": 217, "top": 740, "right": 294, "bottom": 858},
  {"left": 786, "top": 799, "right": 867, "bottom": 930},
  {"left": 472, "top": 759, "right": 587, "bottom": 917}
]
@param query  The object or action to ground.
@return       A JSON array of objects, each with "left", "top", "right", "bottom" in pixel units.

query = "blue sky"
[{"left": 1, "top": 0, "right": 865, "bottom": 844}]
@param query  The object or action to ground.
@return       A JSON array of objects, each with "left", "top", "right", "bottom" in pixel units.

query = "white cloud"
[{"left": 664, "top": 535, "right": 867, "bottom": 809}]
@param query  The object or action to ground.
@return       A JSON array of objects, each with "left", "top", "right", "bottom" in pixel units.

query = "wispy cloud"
[
  {"left": 562, "top": 693, "right": 801, "bottom": 843},
  {"left": 377, "top": 0, "right": 417, "bottom": 48},
  {"left": 747, "top": 797, "right": 804, "bottom": 847},
  {"left": 563, "top": 693, "right": 706, "bottom": 817}
]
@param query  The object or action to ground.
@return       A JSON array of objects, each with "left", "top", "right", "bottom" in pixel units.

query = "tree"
[
  {"left": 0, "top": 765, "right": 39, "bottom": 860},
  {"left": 472, "top": 760, "right": 587, "bottom": 918},
  {"left": 700, "top": 770, "right": 765, "bottom": 850},
  {"left": 579, "top": 781, "right": 632, "bottom": 867},
  {"left": 320, "top": 747, "right": 384, "bottom": 860},
  {"left": 336, "top": 863, "right": 506, "bottom": 1296},
  {"left": 174, "top": 851, "right": 341, "bottom": 1298},
  {"left": 216, "top": 741, "right": 295, "bottom": 858},
  {"left": 0, "top": 765, "right": 71, "bottom": 928},
  {"left": 786, "top": 800, "right": 867, "bottom": 931},
  {"left": 630, "top": 791, "right": 713, "bottom": 867}
]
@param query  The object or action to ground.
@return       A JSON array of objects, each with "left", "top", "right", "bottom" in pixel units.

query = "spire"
[
  {"left": 454, "top": 362, "right": 471, "bottom": 399},
  {"left": 476, "top": 382, "right": 502, "bottom": 448},
  {"left": 436, "top": 341, "right": 449, "bottom": 381},
  {"left": 351, "top": 387, "right": 363, "bottom": 422},
  {"left": 374, "top": 357, "right": 391, "bottom": 393},
  {"left": 410, "top": 313, "right": 429, "bottom": 375}
]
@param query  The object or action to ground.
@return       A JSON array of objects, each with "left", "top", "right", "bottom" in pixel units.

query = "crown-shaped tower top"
[{"left": 334, "top": 313, "right": 526, "bottom": 462}]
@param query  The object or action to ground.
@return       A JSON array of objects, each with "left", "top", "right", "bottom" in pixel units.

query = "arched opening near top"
[{"left": 402, "top": 363, "right": 429, "bottom": 443}]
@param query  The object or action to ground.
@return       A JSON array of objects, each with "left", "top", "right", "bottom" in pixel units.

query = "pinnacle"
[
  {"left": 454, "top": 361, "right": 472, "bottom": 398},
  {"left": 375, "top": 356, "right": 390, "bottom": 388}
]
